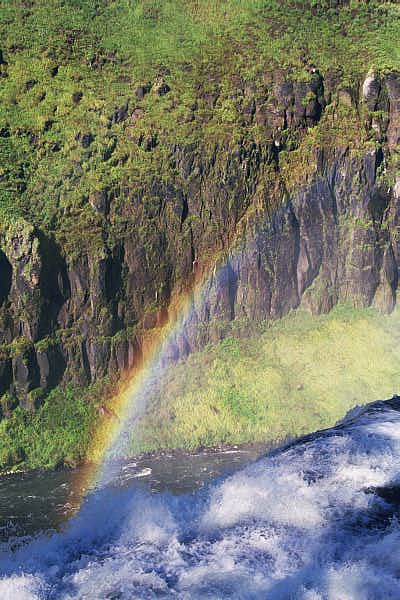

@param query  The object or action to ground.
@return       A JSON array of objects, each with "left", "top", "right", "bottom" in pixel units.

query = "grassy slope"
[
  {"left": 129, "top": 304, "right": 400, "bottom": 454},
  {"left": 0, "top": 382, "right": 106, "bottom": 470}
]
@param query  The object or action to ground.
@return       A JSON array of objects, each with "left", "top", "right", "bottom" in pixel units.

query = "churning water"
[{"left": 1, "top": 397, "right": 400, "bottom": 599}]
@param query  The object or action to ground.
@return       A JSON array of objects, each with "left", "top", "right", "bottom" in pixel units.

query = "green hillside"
[
  {"left": 128, "top": 304, "right": 400, "bottom": 454},
  {"left": 0, "top": 1, "right": 399, "bottom": 246}
]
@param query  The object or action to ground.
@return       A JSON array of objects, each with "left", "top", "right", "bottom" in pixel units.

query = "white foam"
[
  {"left": 1, "top": 401, "right": 400, "bottom": 599},
  {"left": 0, "top": 574, "right": 46, "bottom": 600}
]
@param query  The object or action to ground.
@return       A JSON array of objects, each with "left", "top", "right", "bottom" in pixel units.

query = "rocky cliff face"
[{"left": 0, "top": 68, "right": 399, "bottom": 412}]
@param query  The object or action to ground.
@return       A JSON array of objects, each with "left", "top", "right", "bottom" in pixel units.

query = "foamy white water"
[{"left": 1, "top": 397, "right": 400, "bottom": 599}]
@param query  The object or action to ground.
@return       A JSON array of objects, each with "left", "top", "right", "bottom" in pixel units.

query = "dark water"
[{"left": 0, "top": 445, "right": 265, "bottom": 541}]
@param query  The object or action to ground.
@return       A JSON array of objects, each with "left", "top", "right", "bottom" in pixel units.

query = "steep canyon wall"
[{"left": 1, "top": 69, "right": 399, "bottom": 412}]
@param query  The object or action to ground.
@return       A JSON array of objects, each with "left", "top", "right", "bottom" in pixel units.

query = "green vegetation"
[
  {"left": 0, "top": 383, "right": 101, "bottom": 470},
  {"left": 128, "top": 304, "right": 400, "bottom": 454},
  {"left": 2, "top": 303, "right": 400, "bottom": 469},
  {"left": 1, "top": 2, "right": 400, "bottom": 470},
  {"left": 0, "top": 1, "right": 399, "bottom": 252}
]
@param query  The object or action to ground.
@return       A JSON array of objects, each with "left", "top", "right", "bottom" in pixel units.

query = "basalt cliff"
[{"left": 1, "top": 68, "right": 399, "bottom": 410}]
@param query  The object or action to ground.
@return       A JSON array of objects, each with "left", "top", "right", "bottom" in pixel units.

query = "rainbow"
[
  {"left": 69, "top": 184, "right": 281, "bottom": 508},
  {"left": 69, "top": 235, "right": 244, "bottom": 506}
]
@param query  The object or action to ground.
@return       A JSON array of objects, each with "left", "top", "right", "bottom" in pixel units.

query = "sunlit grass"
[{"left": 130, "top": 304, "right": 400, "bottom": 453}]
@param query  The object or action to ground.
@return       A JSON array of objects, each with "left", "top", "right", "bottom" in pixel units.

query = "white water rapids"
[{"left": 1, "top": 397, "right": 400, "bottom": 599}]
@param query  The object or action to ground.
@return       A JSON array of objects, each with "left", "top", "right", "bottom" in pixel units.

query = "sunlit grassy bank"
[{"left": 129, "top": 304, "right": 400, "bottom": 454}]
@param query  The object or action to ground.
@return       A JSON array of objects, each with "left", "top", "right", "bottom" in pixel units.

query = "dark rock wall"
[
  {"left": 0, "top": 69, "right": 399, "bottom": 409},
  {"left": 180, "top": 147, "right": 399, "bottom": 357}
]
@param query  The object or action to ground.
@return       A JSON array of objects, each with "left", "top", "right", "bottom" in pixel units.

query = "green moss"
[
  {"left": 34, "top": 335, "right": 58, "bottom": 354},
  {"left": 110, "top": 327, "right": 136, "bottom": 348},
  {"left": 0, "top": 392, "right": 18, "bottom": 419},
  {"left": 8, "top": 337, "right": 32, "bottom": 359},
  {"left": 27, "top": 387, "right": 46, "bottom": 410}
]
